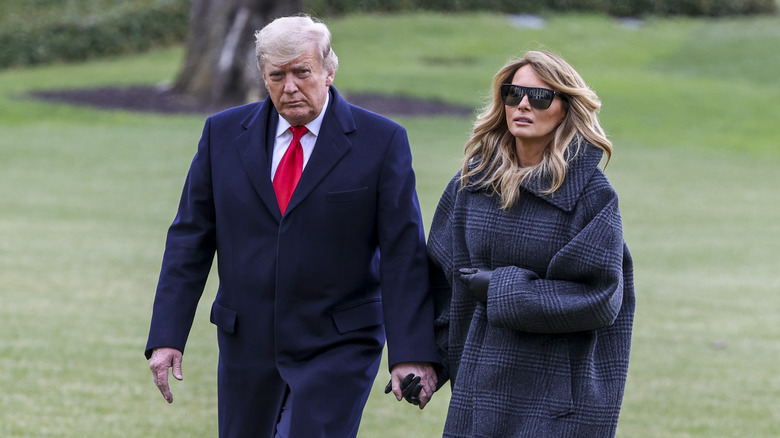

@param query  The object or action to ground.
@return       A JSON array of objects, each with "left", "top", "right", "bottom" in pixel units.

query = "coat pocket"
[
  {"left": 331, "top": 299, "right": 383, "bottom": 334},
  {"left": 210, "top": 301, "right": 237, "bottom": 334},
  {"left": 547, "top": 337, "right": 575, "bottom": 418},
  {"left": 326, "top": 187, "right": 368, "bottom": 204}
]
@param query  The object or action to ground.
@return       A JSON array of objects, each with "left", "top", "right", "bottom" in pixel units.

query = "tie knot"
[{"left": 290, "top": 125, "right": 308, "bottom": 142}]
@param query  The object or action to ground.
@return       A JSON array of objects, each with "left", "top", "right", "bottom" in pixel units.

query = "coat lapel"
[
  {"left": 234, "top": 99, "right": 283, "bottom": 221},
  {"left": 284, "top": 87, "right": 355, "bottom": 215}
]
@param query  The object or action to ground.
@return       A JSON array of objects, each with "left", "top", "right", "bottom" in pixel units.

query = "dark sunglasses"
[{"left": 500, "top": 84, "right": 568, "bottom": 110}]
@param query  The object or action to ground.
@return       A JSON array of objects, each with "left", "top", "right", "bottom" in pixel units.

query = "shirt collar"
[{"left": 275, "top": 90, "right": 330, "bottom": 138}]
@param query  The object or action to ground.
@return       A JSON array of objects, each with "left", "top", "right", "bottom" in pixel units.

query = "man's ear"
[{"left": 325, "top": 70, "right": 335, "bottom": 87}]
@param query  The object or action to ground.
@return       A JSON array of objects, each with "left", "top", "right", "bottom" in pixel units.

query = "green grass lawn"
[{"left": 1, "top": 11, "right": 779, "bottom": 437}]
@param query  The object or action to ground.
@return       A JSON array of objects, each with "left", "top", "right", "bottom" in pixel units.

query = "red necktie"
[{"left": 273, "top": 125, "right": 308, "bottom": 214}]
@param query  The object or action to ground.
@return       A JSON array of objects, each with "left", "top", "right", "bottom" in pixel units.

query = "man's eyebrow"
[{"left": 268, "top": 61, "right": 312, "bottom": 73}]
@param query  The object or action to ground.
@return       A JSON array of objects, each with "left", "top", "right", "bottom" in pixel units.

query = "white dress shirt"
[{"left": 270, "top": 92, "right": 330, "bottom": 181}]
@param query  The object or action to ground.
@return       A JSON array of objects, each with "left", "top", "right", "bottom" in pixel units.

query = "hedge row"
[
  {"left": 2, "top": 0, "right": 775, "bottom": 70},
  {"left": 307, "top": 0, "right": 777, "bottom": 17},
  {"left": 0, "top": 0, "right": 189, "bottom": 69}
]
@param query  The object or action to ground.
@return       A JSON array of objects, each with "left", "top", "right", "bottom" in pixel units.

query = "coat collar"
[
  {"left": 234, "top": 86, "right": 355, "bottom": 221},
  {"left": 466, "top": 141, "right": 604, "bottom": 212},
  {"left": 521, "top": 142, "right": 603, "bottom": 212}
]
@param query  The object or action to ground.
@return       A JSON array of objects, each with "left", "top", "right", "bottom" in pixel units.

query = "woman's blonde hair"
[{"left": 461, "top": 50, "right": 611, "bottom": 209}]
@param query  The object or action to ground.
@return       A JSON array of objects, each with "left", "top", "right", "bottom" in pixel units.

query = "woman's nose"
[{"left": 515, "top": 94, "right": 531, "bottom": 108}]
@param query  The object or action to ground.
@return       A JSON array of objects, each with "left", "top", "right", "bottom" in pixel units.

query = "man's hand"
[
  {"left": 384, "top": 373, "right": 422, "bottom": 405},
  {"left": 386, "top": 362, "right": 437, "bottom": 409},
  {"left": 149, "top": 347, "right": 183, "bottom": 403}
]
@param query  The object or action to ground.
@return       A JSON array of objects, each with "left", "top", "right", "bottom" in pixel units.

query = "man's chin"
[{"left": 280, "top": 109, "right": 314, "bottom": 126}]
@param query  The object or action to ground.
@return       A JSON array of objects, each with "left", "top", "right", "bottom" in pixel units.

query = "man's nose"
[{"left": 283, "top": 75, "right": 298, "bottom": 93}]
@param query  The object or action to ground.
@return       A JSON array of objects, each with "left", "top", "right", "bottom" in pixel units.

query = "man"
[{"left": 146, "top": 14, "right": 439, "bottom": 437}]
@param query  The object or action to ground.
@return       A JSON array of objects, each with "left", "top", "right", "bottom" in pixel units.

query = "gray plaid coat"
[{"left": 428, "top": 143, "right": 634, "bottom": 437}]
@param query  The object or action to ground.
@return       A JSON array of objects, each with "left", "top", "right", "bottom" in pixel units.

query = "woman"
[{"left": 428, "top": 50, "right": 634, "bottom": 437}]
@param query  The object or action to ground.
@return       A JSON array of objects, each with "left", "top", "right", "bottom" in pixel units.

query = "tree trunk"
[{"left": 172, "top": 0, "right": 304, "bottom": 107}]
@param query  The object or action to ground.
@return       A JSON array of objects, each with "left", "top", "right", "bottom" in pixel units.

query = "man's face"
[{"left": 262, "top": 46, "right": 334, "bottom": 126}]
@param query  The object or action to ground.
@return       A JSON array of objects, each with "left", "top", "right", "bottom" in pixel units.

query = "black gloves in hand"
[
  {"left": 384, "top": 373, "right": 423, "bottom": 405},
  {"left": 458, "top": 268, "right": 493, "bottom": 303}
]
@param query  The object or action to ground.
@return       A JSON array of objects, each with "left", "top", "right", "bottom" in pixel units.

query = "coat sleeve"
[
  {"left": 376, "top": 125, "right": 440, "bottom": 369},
  {"left": 145, "top": 119, "right": 217, "bottom": 359},
  {"left": 486, "top": 186, "right": 626, "bottom": 334},
  {"left": 426, "top": 174, "right": 460, "bottom": 386}
]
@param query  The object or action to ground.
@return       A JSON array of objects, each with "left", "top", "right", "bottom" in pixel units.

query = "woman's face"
[{"left": 504, "top": 65, "right": 567, "bottom": 164}]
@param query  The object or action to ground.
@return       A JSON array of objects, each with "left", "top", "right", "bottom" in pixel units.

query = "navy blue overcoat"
[{"left": 145, "top": 87, "right": 438, "bottom": 437}]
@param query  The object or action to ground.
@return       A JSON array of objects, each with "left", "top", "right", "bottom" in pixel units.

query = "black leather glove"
[
  {"left": 458, "top": 268, "right": 493, "bottom": 303},
  {"left": 384, "top": 373, "right": 423, "bottom": 405}
]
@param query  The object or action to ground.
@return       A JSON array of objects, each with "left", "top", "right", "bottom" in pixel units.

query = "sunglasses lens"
[
  {"left": 501, "top": 85, "right": 557, "bottom": 109},
  {"left": 527, "top": 88, "right": 554, "bottom": 110},
  {"left": 501, "top": 85, "right": 523, "bottom": 106}
]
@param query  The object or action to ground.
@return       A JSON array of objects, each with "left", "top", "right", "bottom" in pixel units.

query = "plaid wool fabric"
[{"left": 429, "top": 143, "right": 635, "bottom": 438}]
